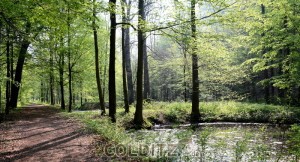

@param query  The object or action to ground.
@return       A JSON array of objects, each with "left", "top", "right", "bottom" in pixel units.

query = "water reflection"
[{"left": 128, "top": 124, "right": 296, "bottom": 161}]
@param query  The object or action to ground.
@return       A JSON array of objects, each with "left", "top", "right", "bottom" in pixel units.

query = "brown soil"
[{"left": 0, "top": 105, "right": 99, "bottom": 162}]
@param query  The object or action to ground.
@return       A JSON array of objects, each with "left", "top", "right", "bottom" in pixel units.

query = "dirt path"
[{"left": 0, "top": 105, "right": 99, "bottom": 162}]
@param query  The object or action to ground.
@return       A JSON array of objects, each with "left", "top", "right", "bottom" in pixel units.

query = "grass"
[
  {"left": 114, "top": 101, "right": 300, "bottom": 128},
  {"left": 61, "top": 111, "right": 130, "bottom": 143},
  {"left": 60, "top": 101, "right": 300, "bottom": 131},
  {"left": 60, "top": 110, "right": 144, "bottom": 161},
  {"left": 59, "top": 101, "right": 300, "bottom": 161}
]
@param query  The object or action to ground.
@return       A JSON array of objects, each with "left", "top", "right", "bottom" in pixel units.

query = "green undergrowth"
[
  {"left": 61, "top": 111, "right": 145, "bottom": 161},
  {"left": 59, "top": 102, "right": 300, "bottom": 161},
  {"left": 61, "top": 111, "right": 130, "bottom": 144},
  {"left": 116, "top": 101, "right": 300, "bottom": 128}
]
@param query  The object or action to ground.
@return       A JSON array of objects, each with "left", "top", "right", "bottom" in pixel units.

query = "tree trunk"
[
  {"left": 59, "top": 38, "right": 65, "bottom": 110},
  {"left": 93, "top": 0, "right": 106, "bottom": 115},
  {"left": 41, "top": 81, "right": 44, "bottom": 102},
  {"left": 183, "top": 49, "right": 187, "bottom": 102},
  {"left": 67, "top": 6, "right": 72, "bottom": 113},
  {"left": 190, "top": 0, "right": 200, "bottom": 123},
  {"left": 134, "top": 0, "right": 145, "bottom": 127},
  {"left": 59, "top": 59, "right": 65, "bottom": 110},
  {"left": 102, "top": 37, "right": 109, "bottom": 103},
  {"left": 50, "top": 48, "right": 55, "bottom": 105},
  {"left": 5, "top": 28, "right": 10, "bottom": 115},
  {"left": 122, "top": 0, "right": 129, "bottom": 113},
  {"left": 10, "top": 41, "right": 30, "bottom": 108},
  {"left": 143, "top": 39, "right": 150, "bottom": 99},
  {"left": 125, "top": 0, "right": 134, "bottom": 105},
  {"left": 109, "top": 0, "right": 117, "bottom": 122},
  {"left": 10, "top": 32, "right": 14, "bottom": 84}
]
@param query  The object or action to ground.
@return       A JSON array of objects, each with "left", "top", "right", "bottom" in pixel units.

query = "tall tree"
[
  {"left": 109, "top": 0, "right": 117, "bottom": 122},
  {"left": 49, "top": 40, "right": 55, "bottom": 105},
  {"left": 134, "top": 0, "right": 145, "bottom": 127},
  {"left": 122, "top": 0, "right": 130, "bottom": 113},
  {"left": 124, "top": 0, "right": 134, "bottom": 105},
  {"left": 190, "top": 0, "right": 200, "bottom": 123},
  {"left": 67, "top": 3, "right": 72, "bottom": 112},
  {"left": 93, "top": 0, "right": 106, "bottom": 115},
  {"left": 143, "top": 36, "right": 150, "bottom": 99},
  {"left": 143, "top": 0, "right": 151, "bottom": 99},
  {"left": 10, "top": 22, "right": 31, "bottom": 108},
  {"left": 5, "top": 27, "right": 10, "bottom": 114},
  {"left": 59, "top": 37, "right": 66, "bottom": 110}
]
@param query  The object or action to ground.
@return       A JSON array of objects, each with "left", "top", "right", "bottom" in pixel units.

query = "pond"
[{"left": 127, "top": 123, "right": 296, "bottom": 161}]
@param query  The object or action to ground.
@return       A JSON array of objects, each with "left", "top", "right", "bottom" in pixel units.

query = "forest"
[{"left": 1, "top": 0, "right": 300, "bottom": 161}]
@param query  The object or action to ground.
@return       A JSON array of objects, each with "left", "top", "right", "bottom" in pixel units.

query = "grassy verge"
[{"left": 60, "top": 111, "right": 147, "bottom": 161}]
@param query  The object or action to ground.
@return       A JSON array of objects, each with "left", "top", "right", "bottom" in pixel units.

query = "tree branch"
[
  {"left": 145, "top": 2, "right": 236, "bottom": 32},
  {"left": 116, "top": 22, "right": 137, "bottom": 31}
]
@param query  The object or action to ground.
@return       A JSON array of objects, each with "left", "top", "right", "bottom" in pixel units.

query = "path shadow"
[
  {"left": 1, "top": 126, "right": 71, "bottom": 142},
  {"left": 0, "top": 131, "right": 85, "bottom": 161}
]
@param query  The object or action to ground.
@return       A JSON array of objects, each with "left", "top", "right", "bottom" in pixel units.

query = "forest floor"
[{"left": 0, "top": 104, "right": 99, "bottom": 162}]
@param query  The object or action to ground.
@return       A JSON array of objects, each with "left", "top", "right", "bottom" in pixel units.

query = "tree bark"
[
  {"left": 50, "top": 48, "right": 55, "bottom": 105},
  {"left": 93, "top": 0, "right": 106, "bottom": 115},
  {"left": 125, "top": 0, "right": 134, "bottom": 105},
  {"left": 5, "top": 27, "right": 10, "bottom": 115},
  {"left": 67, "top": 5, "right": 72, "bottom": 113},
  {"left": 109, "top": 0, "right": 117, "bottom": 122},
  {"left": 59, "top": 40, "right": 65, "bottom": 110},
  {"left": 10, "top": 22, "right": 30, "bottom": 108},
  {"left": 143, "top": 39, "right": 150, "bottom": 99},
  {"left": 190, "top": 0, "right": 200, "bottom": 123},
  {"left": 183, "top": 49, "right": 187, "bottom": 102},
  {"left": 134, "top": 0, "right": 145, "bottom": 127},
  {"left": 122, "top": 0, "right": 130, "bottom": 113},
  {"left": 10, "top": 41, "right": 30, "bottom": 108}
]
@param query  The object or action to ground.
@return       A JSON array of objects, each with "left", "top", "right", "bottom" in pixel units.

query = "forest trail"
[{"left": 0, "top": 105, "right": 99, "bottom": 162}]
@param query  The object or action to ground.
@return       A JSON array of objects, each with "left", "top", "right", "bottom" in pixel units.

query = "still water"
[{"left": 128, "top": 123, "right": 296, "bottom": 161}]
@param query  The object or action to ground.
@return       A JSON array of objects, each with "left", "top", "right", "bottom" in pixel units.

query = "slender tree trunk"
[
  {"left": 67, "top": 6, "right": 72, "bottom": 113},
  {"left": 50, "top": 48, "right": 55, "bottom": 105},
  {"left": 109, "top": 0, "right": 117, "bottom": 122},
  {"left": 102, "top": 36, "right": 109, "bottom": 103},
  {"left": 190, "top": 0, "right": 200, "bottom": 123},
  {"left": 143, "top": 1, "right": 150, "bottom": 99},
  {"left": 10, "top": 32, "right": 14, "bottom": 83},
  {"left": 122, "top": 0, "right": 129, "bottom": 113},
  {"left": 183, "top": 49, "right": 187, "bottom": 102},
  {"left": 40, "top": 81, "right": 43, "bottom": 102},
  {"left": 59, "top": 58, "right": 65, "bottom": 110},
  {"left": 93, "top": 0, "right": 106, "bottom": 115},
  {"left": 46, "top": 85, "right": 49, "bottom": 103},
  {"left": 125, "top": 0, "right": 134, "bottom": 105},
  {"left": 5, "top": 28, "right": 10, "bottom": 115},
  {"left": 80, "top": 91, "right": 83, "bottom": 106},
  {"left": 143, "top": 39, "right": 150, "bottom": 99},
  {"left": 134, "top": 0, "right": 145, "bottom": 127}
]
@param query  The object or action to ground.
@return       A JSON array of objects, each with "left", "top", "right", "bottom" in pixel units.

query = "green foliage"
[
  {"left": 288, "top": 124, "right": 300, "bottom": 159},
  {"left": 114, "top": 102, "right": 300, "bottom": 129},
  {"left": 62, "top": 111, "right": 130, "bottom": 144}
]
